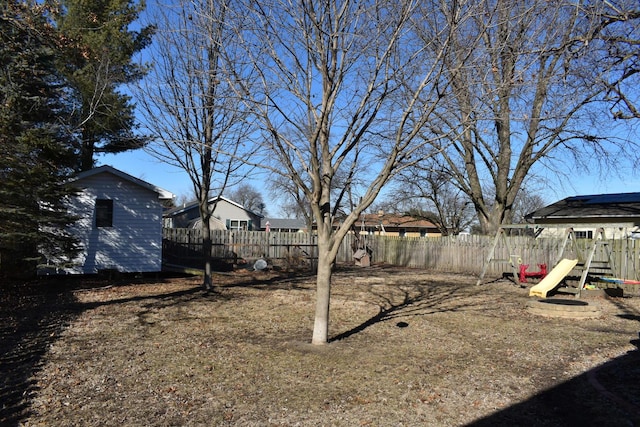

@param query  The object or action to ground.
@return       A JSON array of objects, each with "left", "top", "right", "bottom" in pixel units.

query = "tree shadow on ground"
[
  {"left": 0, "top": 269, "right": 313, "bottom": 425},
  {"left": 0, "top": 273, "right": 209, "bottom": 426},
  {"left": 329, "top": 277, "right": 486, "bottom": 342},
  {"left": 0, "top": 278, "right": 82, "bottom": 425},
  {"left": 213, "top": 268, "right": 317, "bottom": 292}
]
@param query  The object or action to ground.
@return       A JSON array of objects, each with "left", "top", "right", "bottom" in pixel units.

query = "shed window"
[{"left": 95, "top": 199, "right": 113, "bottom": 228}]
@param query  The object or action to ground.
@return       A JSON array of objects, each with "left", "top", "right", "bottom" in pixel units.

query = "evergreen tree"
[
  {"left": 0, "top": 1, "right": 79, "bottom": 277},
  {"left": 55, "top": 0, "right": 154, "bottom": 171}
]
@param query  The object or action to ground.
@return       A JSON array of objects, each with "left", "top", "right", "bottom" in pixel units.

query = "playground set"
[{"left": 477, "top": 225, "right": 638, "bottom": 298}]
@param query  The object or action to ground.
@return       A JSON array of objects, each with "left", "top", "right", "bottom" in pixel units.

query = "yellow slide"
[{"left": 529, "top": 258, "right": 579, "bottom": 298}]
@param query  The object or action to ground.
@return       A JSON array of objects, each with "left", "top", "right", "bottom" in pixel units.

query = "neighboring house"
[
  {"left": 524, "top": 192, "right": 640, "bottom": 239},
  {"left": 163, "top": 196, "right": 263, "bottom": 231},
  {"left": 260, "top": 218, "right": 307, "bottom": 233},
  {"left": 64, "top": 165, "right": 174, "bottom": 274},
  {"left": 337, "top": 213, "right": 441, "bottom": 238}
]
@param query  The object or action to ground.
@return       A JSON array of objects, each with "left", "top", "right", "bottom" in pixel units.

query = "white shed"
[{"left": 65, "top": 165, "right": 174, "bottom": 274}]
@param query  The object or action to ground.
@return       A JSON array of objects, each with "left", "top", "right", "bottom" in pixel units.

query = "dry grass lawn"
[{"left": 3, "top": 265, "right": 640, "bottom": 426}]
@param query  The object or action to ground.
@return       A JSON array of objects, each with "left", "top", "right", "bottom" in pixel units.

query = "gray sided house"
[
  {"left": 65, "top": 165, "right": 174, "bottom": 274},
  {"left": 525, "top": 192, "right": 640, "bottom": 239},
  {"left": 163, "top": 196, "right": 263, "bottom": 231}
]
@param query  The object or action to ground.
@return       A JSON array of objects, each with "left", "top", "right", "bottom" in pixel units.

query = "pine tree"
[
  {"left": 0, "top": 1, "right": 80, "bottom": 277},
  {"left": 55, "top": 0, "right": 154, "bottom": 171}
]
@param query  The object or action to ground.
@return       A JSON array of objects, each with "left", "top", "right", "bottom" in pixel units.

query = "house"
[
  {"left": 260, "top": 218, "right": 307, "bottom": 233},
  {"left": 340, "top": 212, "right": 441, "bottom": 238},
  {"left": 64, "top": 165, "right": 174, "bottom": 274},
  {"left": 524, "top": 192, "right": 640, "bottom": 239},
  {"left": 163, "top": 196, "right": 263, "bottom": 231}
]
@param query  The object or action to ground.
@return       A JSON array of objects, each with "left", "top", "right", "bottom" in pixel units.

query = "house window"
[
  {"left": 95, "top": 199, "right": 113, "bottom": 228},
  {"left": 227, "top": 219, "right": 250, "bottom": 231},
  {"left": 574, "top": 230, "right": 593, "bottom": 239}
]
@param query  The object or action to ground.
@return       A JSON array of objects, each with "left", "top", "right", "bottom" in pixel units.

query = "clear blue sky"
[
  {"left": 100, "top": 147, "right": 639, "bottom": 216},
  {"left": 100, "top": 150, "right": 274, "bottom": 209},
  {"left": 100, "top": 151, "right": 193, "bottom": 200},
  {"left": 100, "top": 0, "right": 639, "bottom": 215}
]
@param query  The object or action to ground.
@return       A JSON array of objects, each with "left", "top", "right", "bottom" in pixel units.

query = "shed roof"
[
  {"left": 525, "top": 192, "right": 640, "bottom": 221},
  {"left": 74, "top": 165, "right": 174, "bottom": 200}
]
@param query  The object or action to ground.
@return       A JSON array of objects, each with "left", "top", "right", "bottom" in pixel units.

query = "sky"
[
  {"left": 100, "top": 151, "right": 193, "bottom": 200},
  {"left": 100, "top": 146, "right": 640, "bottom": 218},
  {"left": 98, "top": 0, "right": 640, "bottom": 218},
  {"left": 100, "top": 149, "right": 276, "bottom": 210}
]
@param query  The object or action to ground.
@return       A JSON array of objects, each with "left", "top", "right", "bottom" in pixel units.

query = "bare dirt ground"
[{"left": 2, "top": 265, "right": 640, "bottom": 426}]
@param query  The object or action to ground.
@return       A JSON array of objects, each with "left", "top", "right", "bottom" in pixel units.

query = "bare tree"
[
  {"left": 269, "top": 164, "right": 364, "bottom": 231},
  {"left": 235, "top": 0, "right": 461, "bottom": 344},
  {"left": 512, "top": 191, "right": 546, "bottom": 224},
  {"left": 597, "top": 1, "right": 640, "bottom": 120},
  {"left": 416, "top": 0, "right": 640, "bottom": 235},
  {"left": 392, "top": 165, "right": 475, "bottom": 236},
  {"left": 227, "top": 183, "right": 266, "bottom": 215},
  {"left": 136, "top": 0, "right": 255, "bottom": 290},
  {"left": 269, "top": 173, "right": 311, "bottom": 221}
]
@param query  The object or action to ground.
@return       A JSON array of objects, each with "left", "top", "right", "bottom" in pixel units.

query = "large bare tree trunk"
[
  {"left": 312, "top": 242, "right": 333, "bottom": 344},
  {"left": 199, "top": 194, "right": 214, "bottom": 291}
]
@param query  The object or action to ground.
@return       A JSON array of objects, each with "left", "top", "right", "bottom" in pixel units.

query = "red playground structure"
[{"left": 519, "top": 263, "right": 547, "bottom": 283}]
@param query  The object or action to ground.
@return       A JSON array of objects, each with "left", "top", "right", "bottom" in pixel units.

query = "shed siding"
[{"left": 67, "top": 173, "right": 163, "bottom": 273}]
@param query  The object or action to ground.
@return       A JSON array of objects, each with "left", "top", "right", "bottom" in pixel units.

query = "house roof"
[
  {"left": 525, "top": 192, "right": 640, "bottom": 221},
  {"left": 353, "top": 213, "right": 437, "bottom": 229},
  {"left": 164, "top": 195, "right": 263, "bottom": 218},
  {"left": 74, "top": 165, "right": 174, "bottom": 200},
  {"left": 260, "top": 218, "right": 307, "bottom": 230}
]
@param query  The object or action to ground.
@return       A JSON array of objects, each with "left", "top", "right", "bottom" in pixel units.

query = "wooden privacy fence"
[
  {"left": 359, "top": 233, "right": 640, "bottom": 282},
  {"left": 163, "top": 229, "right": 318, "bottom": 270},
  {"left": 163, "top": 228, "right": 640, "bottom": 282}
]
